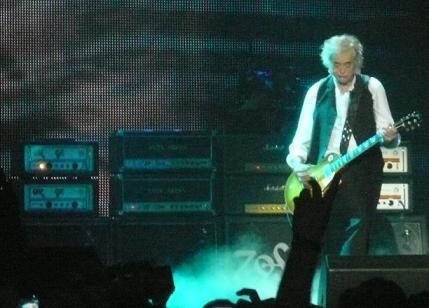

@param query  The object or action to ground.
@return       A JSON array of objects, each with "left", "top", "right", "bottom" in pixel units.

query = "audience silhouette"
[
  {"left": 0, "top": 168, "right": 27, "bottom": 306},
  {"left": 204, "top": 179, "right": 429, "bottom": 308},
  {"left": 338, "top": 277, "right": 407, "bottom": 308},
  {"left": 1, "top": 167, "right": 428, "bottom": 307}
]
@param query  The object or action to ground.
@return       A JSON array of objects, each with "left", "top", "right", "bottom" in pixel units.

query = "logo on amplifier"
[
  {"left": 264, "top": 184, "right": 285, "bottom": 192},
  {"left": 262, "top": 144, "right": 286, "bottom": 152},
  {"left": 233, "top": 242, "right": 290, "bottom": 278}
]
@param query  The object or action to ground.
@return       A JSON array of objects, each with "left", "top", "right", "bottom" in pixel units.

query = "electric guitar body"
[{"left": 284, "top": 153, "right": 338, "bottom": 214}]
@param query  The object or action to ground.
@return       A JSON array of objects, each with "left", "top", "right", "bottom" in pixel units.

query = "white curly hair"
[{"left": 320, "top": 34, "right": 364, "bottom": 74}]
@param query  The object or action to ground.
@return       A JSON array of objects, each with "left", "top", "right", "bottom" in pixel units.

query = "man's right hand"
[{"left": 292, "top": 162, "right": 313, "bottom": 189}]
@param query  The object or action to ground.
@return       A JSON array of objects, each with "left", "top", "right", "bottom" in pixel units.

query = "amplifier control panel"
[
  {"left": 377, "top": 182, "right": 410, "bottom": 211},
  {"left": 23, "top": 182, "right": 95, "bottom": 213},
  {"left": 23, "top": 142, "right": 97, "bottom": 175},
  {"left": 381, "top": 146, "right": 408, "bottom": 174}
]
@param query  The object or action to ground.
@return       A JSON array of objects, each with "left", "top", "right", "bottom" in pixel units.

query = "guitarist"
[{"left": 286, "top": 34, "right": 400, "bottom": 257}]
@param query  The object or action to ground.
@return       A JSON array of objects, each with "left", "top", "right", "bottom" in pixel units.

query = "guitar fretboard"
[
  {"left": 325, "top": 111, "right": 420, "bottom": 174},
  {"left": 329, "top": 132, "right": 384, "bottom": 172}
]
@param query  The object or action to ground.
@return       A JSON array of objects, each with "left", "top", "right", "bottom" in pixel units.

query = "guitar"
[{"left": 283, "top": 111, "right": 422, "bottom": 214}]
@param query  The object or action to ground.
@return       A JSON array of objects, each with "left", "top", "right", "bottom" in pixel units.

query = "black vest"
[{"left": 307, "top": 74, "right": 382, "bottom": 164}]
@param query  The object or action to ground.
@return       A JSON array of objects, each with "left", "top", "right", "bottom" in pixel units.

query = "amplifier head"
[
  {"left": 381, "top": 145, "right": 410, "bottom": 174},
  {"left": 18, "top": 181, "right": 97, "bottom": 215},
  {"left": 221, "top": 134, "right": 291, "bottom": 174},
  {"left": 109, "top": 130, "right": 213, "bottom": 173},
  {"left": 12, "top": 140, "right": 98, "bottom": 177},
  {"left": 110, "top": 175, "right": 215, "bottom": 215},
  {"left": 377, "top": 182, "right": 411, "bottom": 211}
]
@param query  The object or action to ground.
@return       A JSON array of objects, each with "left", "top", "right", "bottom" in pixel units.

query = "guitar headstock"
[{"left": 395, "top": 111, "right": 422, "bottom": 132}]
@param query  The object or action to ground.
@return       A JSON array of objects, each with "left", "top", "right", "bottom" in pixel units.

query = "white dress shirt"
[{"left": 287, "top": 74, "right": 396, "bottom": 167}]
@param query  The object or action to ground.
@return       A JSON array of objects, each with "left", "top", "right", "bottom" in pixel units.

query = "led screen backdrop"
[{"left": 1, "top": 1, "right": 428, "bottom": 216}]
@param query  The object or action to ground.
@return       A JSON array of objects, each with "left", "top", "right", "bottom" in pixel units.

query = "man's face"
[{"left": 332, "top": 49, "right": 356, "bottom": 86}]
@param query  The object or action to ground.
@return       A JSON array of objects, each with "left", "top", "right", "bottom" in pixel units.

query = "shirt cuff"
[
  {"left": 286, "top": 154, "right": 305, "bottom": 169},
  {"left": 383, "top": 133, "right": 401, "bottom": 148}
]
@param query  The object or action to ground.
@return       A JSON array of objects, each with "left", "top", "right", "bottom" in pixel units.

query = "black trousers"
[{"left": 324, "top": 152, "right": 384, "bottom": 256}]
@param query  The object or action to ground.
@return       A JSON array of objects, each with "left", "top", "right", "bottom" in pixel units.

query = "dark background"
[
  {"left": 1, "top": 1, "right": 428, "bottom": 227},
  {"left": 1, "top": 3, "right": 428, "bottom": 306}
]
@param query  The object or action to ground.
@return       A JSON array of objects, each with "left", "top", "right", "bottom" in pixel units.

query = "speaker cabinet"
[
  {"left": 21, "top": 246, "right": 105, "bottom": 306},
  {"left": 23, "top": 217, "right": 112, "bottom": 265},
  {"left": 112, "top": 216, "right": 218, "bottom": 267},
  {"left": 25, "top": 246, "right": 104, "bottom": 284},
  {"left": 224, "top": 216, "right": 293, "bottom": 278},
  {"left": 388, "top": 215, "right": 428, "bottom": 255},
  {"left": 369, "top": 214, "right": 428, "bottom": 256},
  {"left": 321, "top": 255, "right": 429, "bottom": 308}
]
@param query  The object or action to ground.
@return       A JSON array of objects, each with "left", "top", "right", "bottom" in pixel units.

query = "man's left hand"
[{"left": 383, "top": 126, "right": 398, "bottom": 143}]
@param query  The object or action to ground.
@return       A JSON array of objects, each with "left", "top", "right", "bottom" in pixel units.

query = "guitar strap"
[
  {"left": 340, "top": 74, "right": 370, "bottom": 154},
  {"left": 340, "top": 118, "right": 353, "bottom": 154}
]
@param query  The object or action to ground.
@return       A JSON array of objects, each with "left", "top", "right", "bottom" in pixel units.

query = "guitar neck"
[{"left": 330, "top": 132, "right": 384, "bottom": 172}]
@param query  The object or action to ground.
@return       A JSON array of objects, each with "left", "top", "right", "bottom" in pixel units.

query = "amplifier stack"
[
  {"left": 109, "top": 130, "right": 216, "bottom": 216},
  {"left": 219, "top": 134, "right": 294, "bottom": 277},
  {"left": 379, "top": 144, "right": 412, "bottom": 211},
  {"left": 108, "top": 130, "right": 217, "bottom": 264},
  {"left": 377, "top": 143, "right": 427, "bottom": 255},
  {"left": 221, "top": 134, "right": 291, "bottom": 215}
]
